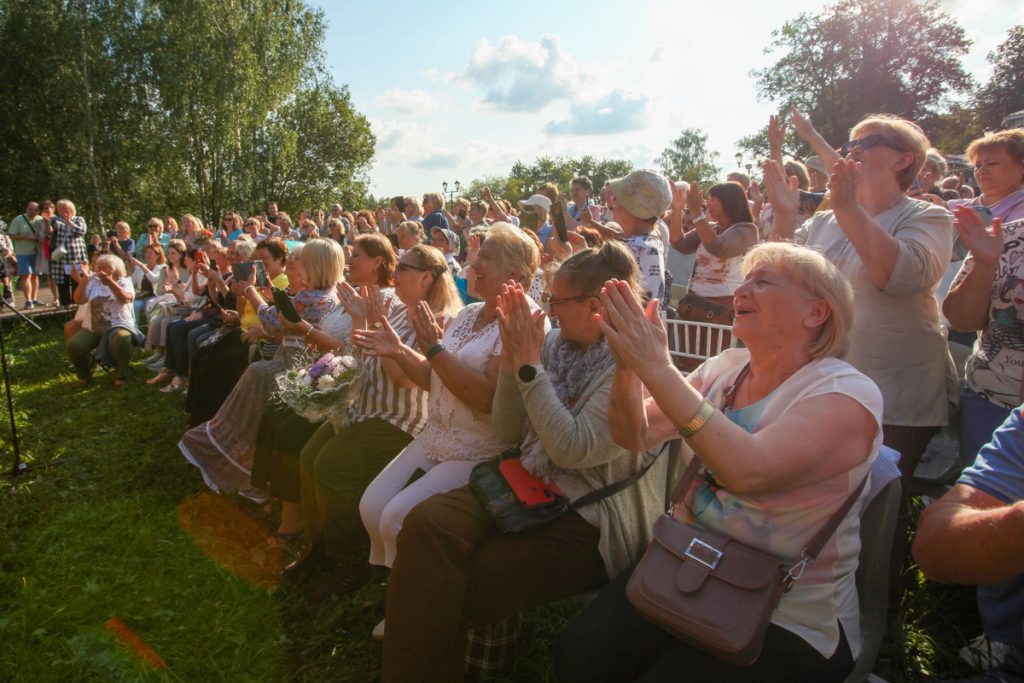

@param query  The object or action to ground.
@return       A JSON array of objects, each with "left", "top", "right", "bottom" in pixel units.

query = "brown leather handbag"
[{"left": 626, "top": 374, "right": 868, "bottom": 665}]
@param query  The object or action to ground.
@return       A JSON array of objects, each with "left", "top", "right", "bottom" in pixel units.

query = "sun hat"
[
  {"left": 607, "top": 169, "right": 672, "bottom": 220},
  {"left": 517, "top": 194, "right": 552, "bottom": 212},
  {"left": 804, "top": 155, "right": 828, "bottom": 177}
]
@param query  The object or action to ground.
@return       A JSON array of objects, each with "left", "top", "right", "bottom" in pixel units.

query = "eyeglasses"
[
  {"left": 541, "top": 291, "right": 595, "bottom": 307},
  {"left": 840, "top": 134, "right": 906, "bottom": 157},
  {"left": 147, "top": 223, "right": 160, "bottom": 229}
]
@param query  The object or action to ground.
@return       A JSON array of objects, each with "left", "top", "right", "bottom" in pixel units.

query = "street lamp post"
[
  {"left": 442, "top": 180, "right": 461, "bottom": 205},
  {"left": 734, "top": 152, "right": 743, "bottom": 171}
]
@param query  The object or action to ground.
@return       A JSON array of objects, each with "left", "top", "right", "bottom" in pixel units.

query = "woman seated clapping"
[
  {"left": 379, "top": 241, "right": 667, "bottom": 682},
  {"left": 178, "top": 238, "right": 343, "bottom": 502},
  {"left": 356, "top": 224, "right": 543, "bottom": 603},
  {"left": 66, "top": 254, "right": 144, "bottom": 387},
  {"left": 283, "top": 245, "right": 463, "bottom": 600},
  {"left": 557, "top": 242, "right": 882, "bottom": 683}
]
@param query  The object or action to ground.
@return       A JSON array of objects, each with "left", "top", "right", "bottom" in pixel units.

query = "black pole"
[{"left": 0, "top": 299, "right": 41, "bottom": 477}]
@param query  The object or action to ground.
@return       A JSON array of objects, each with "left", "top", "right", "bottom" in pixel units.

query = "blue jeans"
[{"left": 959, "top": 386, "right": 1013, "bottom": 468}]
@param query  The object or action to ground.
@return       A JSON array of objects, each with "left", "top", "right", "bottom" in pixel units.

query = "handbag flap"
[{"left": 650, "top": 515, "right": 782, "bottom": 591}]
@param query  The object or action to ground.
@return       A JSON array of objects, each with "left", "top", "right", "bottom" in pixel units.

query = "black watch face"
[{"left": 518, "top": 364, "right": 538, "bottom": 382}]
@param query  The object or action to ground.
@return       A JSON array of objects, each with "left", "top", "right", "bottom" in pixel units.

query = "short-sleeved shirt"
[
  {"left": 958, "top": 407, "right": 1024, "bottom": 644},
  {"left": 623, "top": 232, "right": 666, "bottom": 307},
  {"left": 8, "top": 214, "right": 39, "bottom": 256},
  {"left": 85, "top": 276, "right": 137, "bottom": 330},
  {"left": 422, "top": 211, "right": 449, "bottom": 232},
  {"left": 950, "top": 214, "right": 1024, "bottom": 410}
]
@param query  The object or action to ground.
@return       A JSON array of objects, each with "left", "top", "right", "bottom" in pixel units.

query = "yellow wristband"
[{"left": 678, "top": 399, "right": 715, "bottom": 438}]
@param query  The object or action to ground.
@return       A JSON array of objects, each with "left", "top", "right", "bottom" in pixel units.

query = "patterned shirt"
[
  {"left": 952, "top": 217, "right": 1024, "bottom": 409},
  {"left": 50, "top": 215, "right": 88, "bottom": 284},
  {"left": 623, "top": 232, "right": 667, "bottom": 307},
  {"left": 351, "top": 303, "right": 429, "bottom": 437}
]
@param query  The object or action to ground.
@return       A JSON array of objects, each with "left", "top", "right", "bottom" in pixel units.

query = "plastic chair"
[
  {"left": 843, "top": 477, "right": 903, "bottom": 683},
  {"left": 661, "top": 312, "right": 735, "bottom": 370}
]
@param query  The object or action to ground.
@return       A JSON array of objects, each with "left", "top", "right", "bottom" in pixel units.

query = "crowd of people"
[{"left": 5, "top": 109, "right": 1024, "bottom": 682}]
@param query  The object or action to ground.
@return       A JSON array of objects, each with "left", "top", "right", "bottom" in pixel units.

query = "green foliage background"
[{"left": 0, "top": 0, "right": 375, "bottom": 232}]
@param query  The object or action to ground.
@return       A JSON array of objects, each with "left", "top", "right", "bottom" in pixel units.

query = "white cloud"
[
  {"left": 373, "top": 87, "right": 440, "bottom": 116},
  {"left": 545, "top": 90, "right": 650, "bottom": 136},
  {"left": 413, "top": 152, "right": 461, "bottom": 170},
  {"left": 464, "top": 34, "right": 584, "bottom": 113}
]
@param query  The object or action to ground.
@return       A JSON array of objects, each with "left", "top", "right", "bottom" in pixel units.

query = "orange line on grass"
[{"left": 105, "top": 617, "right": 167, "bottom": 670}]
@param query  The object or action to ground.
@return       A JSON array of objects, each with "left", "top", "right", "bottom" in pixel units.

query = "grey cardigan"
[{"left": 492, "top": 332, "right": 667, "bottom": 578}]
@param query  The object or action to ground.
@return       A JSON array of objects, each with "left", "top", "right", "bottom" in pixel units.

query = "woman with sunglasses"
[
  {"left": 378, "top": 241, "right": 667, "bottom": 681},
  {"left": 282, "top": 246, "right": 462, "bottom": 600},
  {"left": 767, "top": 113, "right": 954, "bottom": 484}
]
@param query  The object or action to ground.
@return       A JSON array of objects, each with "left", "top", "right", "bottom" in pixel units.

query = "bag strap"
[
  {"left": 568, "top": 440, "right": 670, "bottom": 509},
  {"left": 665, "top": 362, "right": 870, "bottom": 571}
]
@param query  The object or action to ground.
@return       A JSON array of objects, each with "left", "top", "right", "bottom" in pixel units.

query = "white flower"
[
  {"left": 299, "top": 374, "right": 313, "bottom": 387},
  {"left": 318, "top": 375, "right": 336, "bottom": 389}
]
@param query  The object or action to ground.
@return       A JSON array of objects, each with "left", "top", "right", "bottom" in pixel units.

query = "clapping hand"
[
  {"left": 768, "top": 113, "right": 789, "bottom": 156},
  {"left": 337, "top": 281, "right": 368, "bottom": 323},
  {"left": 789, "top": 105, "right": 816, "bottom": 142},
  {"left": 411, "top": 301, "right": 443, "bottom": 349},
  {"left": 686, "top": 181, "right": 704, "bottom": 216},
  {"left": 496, "top": 279, "right": 545, "bottom": 367},
  {"left": 364, "top": 285, "right": 391, "bottom": 328},
  {"left": 954, "top": 206, "right": 1003, "bottom": 269},
  {"left": 762, "top": 160, "right": 800, "bottom": 218},
  {"left": 352, "top": 316, "right": 404, "bottom": 358},
  {"left": 466, "top": 234, "right": 482, "bottom": 266},
  {"left": 596, "top": 279, "right": 672, "bottom": 376},
  {"left": 828, "top": 158, "right": 861, "bottom": 213}
]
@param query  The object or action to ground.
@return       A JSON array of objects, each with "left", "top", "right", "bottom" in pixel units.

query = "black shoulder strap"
[{"left": 569, "top": 440, "right": 670, "bottom": 509}]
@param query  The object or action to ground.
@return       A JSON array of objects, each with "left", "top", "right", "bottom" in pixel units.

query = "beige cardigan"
[
  {"left": 796, "top": 196, "right": 955, "bottom": 426},
  {"left": 492, "top": 332, "right": 667, "bottom": 579}
]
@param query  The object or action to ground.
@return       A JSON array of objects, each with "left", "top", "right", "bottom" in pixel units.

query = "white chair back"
[{"left": 662, "top": 313, "right": 736, "bottom": 367}]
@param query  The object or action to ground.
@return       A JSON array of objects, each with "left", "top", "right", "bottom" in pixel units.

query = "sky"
[{"left": 316, "top": 0, "right": 1024, "bottom": 199}]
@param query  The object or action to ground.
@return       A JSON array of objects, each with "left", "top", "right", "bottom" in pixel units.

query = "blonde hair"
[
  {"left": 850, "top": 114, "right": 930, "bottom": 191},
  {"left": 114, "top": 221, "right": 131, "bottom": 236},
  {"left": 96, "top": 253, "right": 127, "bottom": 279},
  {"left": 422, "top": 191, "right": 446, "bottom": 212},
  {"left": 397, "top": 220, "right": 425, "bottom": 243},
  {"left": 299, "top": 238, "right": 345, "bottom": 290},
  {"left": 181, "top": 213, "right": 204, "bottom": 232},
  {"left": 966, "top": 128, "right": 1024, "bottom": 167},
  {"left": 404, "top": 245, "right": 463, "bottom": 320},
  {"left": 555, "top": 240, "right": 640, "bottom": 300},
  {"left": 481, "top": 222, "right": 540, "bottom": 285},
  {"left": 57, "top": 198, "right": 77, "bottom": 215},
  {"left": 741, "top": 242, "right": 853, "bottom": 360}
]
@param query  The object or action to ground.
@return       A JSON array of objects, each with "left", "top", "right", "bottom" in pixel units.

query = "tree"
[
  {"left": 753, "top": 0, "right": 973, "bottom": 148},
  {"left": 463, "top": 156, "right": 634, "bottom": 204},
  {"left": 0, "top": 0, "right": 375, "bottom": 230},
  {"left": 975, "top": 25, "right": 1024, "bottom": 132},
  {"left": 656, "top": 128, "right": 720, "bottom": 185}
]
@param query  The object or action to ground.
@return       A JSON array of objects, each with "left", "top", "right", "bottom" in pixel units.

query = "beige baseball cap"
[{"left": 608, "top": 169, "right": 672, "bottom": 219}]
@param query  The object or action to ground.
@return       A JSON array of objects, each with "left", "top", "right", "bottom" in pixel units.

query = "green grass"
[{"left": 0, "top": 316, "right": 995, "bottom": 681}]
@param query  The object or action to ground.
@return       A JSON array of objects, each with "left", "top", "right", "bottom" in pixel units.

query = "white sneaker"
[
  {"left": 372, "top": 619, "right": 385, "bottom": 642},
  {"left": 960, "top": 633, "right": 1011, "bottom": 670}
]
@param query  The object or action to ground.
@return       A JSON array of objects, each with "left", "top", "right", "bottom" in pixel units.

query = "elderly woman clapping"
[
  {"left": 557, "top": 243, "right": 882, "bottom": 682},
  {"left": 67, "top": 254, "right": 144, "bottom": 387}
]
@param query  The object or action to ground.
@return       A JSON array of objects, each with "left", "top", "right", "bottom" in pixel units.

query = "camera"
[{"left": 106, "top": 230, "right": 117, "bottom": 239}]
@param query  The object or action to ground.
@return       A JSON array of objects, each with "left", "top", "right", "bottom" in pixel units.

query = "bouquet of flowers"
[{"left": 273, "top": 350, "right": 362, "bottom": 429}]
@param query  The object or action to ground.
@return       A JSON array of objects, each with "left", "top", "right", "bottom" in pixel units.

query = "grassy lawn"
[{"left": 0, "top": 316, "right": 990, "bottom": 681}]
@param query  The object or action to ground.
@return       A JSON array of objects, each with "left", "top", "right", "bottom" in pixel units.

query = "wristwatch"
[
  {"left": 691, "top": 212, "right": 707, "bottom": 223},
  {"left": 517, "top": 364, "right": 543, "bottom": 383}
]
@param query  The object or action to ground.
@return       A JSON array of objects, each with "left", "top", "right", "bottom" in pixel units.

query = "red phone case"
[{"left": 499, "top": 459, "right": 560, "bottom": 508}]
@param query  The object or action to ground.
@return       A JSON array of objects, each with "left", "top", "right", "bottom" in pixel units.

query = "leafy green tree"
[
  {"left": 656, "top": 128, "right": 720, "bottom": 185},
  {"left": 464, "top": 156, "right": 633, "bottom": 204},
  {"left": 0, "top": 0, "right": 374, "bottom": 231},
  {"left": 753, "top": 0, "right": 973, "bottom": 147},
  {"left": 975, "top": 25, "right": 1024, "bottom": 132}
]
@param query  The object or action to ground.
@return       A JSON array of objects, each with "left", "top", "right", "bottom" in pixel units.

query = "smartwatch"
[{"left": 517, "top": 364, "right": 542, "bottom": 383}]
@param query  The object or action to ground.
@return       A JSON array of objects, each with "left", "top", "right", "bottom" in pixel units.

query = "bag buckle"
[
  {"left": 783, "top": 551, "right": 814, "bottom": 591},
  {"left": 684, "top": 538, "right": 723, "bottom": 570}
]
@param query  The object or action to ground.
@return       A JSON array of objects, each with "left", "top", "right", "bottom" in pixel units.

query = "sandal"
[
  {"left": 146, "top": 369, "right": 173, "bottom": 385},
  {"left": 159, "top": 376, "right": 183, "bottom": 393}
]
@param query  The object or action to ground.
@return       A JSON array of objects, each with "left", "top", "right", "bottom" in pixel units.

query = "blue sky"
[{"left": 317, "top": 0, "right": 1023, "bottom": 198}]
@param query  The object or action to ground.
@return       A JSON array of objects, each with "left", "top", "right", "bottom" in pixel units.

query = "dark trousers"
[
  {"left": 163, "top": 319, "right": 210, "bottom": 376},
  {"left": 57, "top": 279, "right": 78, "bottom": 307},
  {"left": 299, "top": 418, "right": 413, "bottom": 563},
  {"left": 67, "top": 329, "right": 134, "bottom": 380},
  {"left": 555, "top": 561, "right": 853, "bottom": 683},
  {"left": 381, "top": 485, "right": 607, "bottom": 683}
]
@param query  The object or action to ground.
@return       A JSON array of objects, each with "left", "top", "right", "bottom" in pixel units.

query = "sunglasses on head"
[
  {"left": 840, "top": 134, "right": 906, "bottom": 156},
  {"left": 541, "top": 291, "right": 595, "bottom": 307},
  {"left": 396, "top": 262, "right": 444, "bottom": 276}
]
